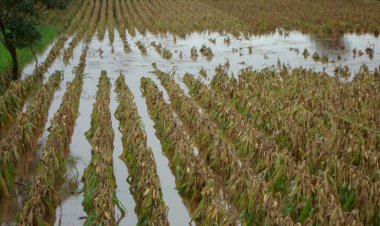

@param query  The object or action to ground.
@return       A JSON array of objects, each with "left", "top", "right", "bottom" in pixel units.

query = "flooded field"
[
  {"left": 23, "top": 31, "right": 380, "bottom": 79},
  {"left": 0, "top": 0, "right": 379, "bottom": 225}
]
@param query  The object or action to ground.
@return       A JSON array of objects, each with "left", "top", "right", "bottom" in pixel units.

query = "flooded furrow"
[
  {"left": 110, "top": 78, "right": 138, "bottom": 225},
  {"left": 93, "top": 30, "right": 190, "bottom": 225},
  {"left": 55, "top": 32, "right": 138, "bottom": 225},
  {"left": 0, "top": 38, "right": 83, "bottom": 225}
]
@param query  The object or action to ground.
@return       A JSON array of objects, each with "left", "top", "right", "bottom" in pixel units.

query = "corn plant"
[
  {"left": 211, "top": 66, "right": 380, "bottom": 225},
  {"left": 63, "top": 0, "right": 95, "bottom": 64},
  {"left": 114, "top": 0, "right": 132, "bottom": 53},
  {"left": 0, "top": 71, "right": 62, "bottom": 199},
  {"left": 200, "top": 45, "right": 214, "bottom": 61},
  {"left": 82, "top": 71, "right": 120, "bottom": 225},
  {"left": 136, "top": 41, "right": 147, "bottom": 55},
  {"left": 114, "top": 75, "right": 169, "bottom": 225},
  {"left": 17, "top": 46, "right": 87, "bottom": 225},
  {"left": 154, "top": 70, "right": 294, "bottom": 225},
  {"left": 141, "top": 77, "right": 238, "bottom": 225}
]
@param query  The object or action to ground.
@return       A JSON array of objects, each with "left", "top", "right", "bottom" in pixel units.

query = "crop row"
[
  {"left": 81, "top": 71, "right": 118, "bottom": 225},
  {"left": 97, "top": 0, "right": 107, "bottom": 41},
  {"left": 66, "top": 0, "right": 91, "bottom": 36},
  {"left": 0, "top": 74, "right": 41, "bottom": 137},
  {"left": 119, "top": 0, "right": 135, "bottom": 36},
  {"left": 210, "top": 67, "right": 380, "bottom": 224},
  {"left": 0, "top": 4, "right": 86, "bottom": 140},
  {"left": 63, "top": 0, "right": 96, "bottom": 64},
  {"left": 17, "top": 46, "right": 88, "bottom": 225},
  {"left": 114, "top": 0, "right": 132, "bottom": 53},
  {"left": 141, "top": 77, "right": 237, "bottom": 225},
  {"left": 183, "top": 72, "right": 361, "bottom": 224},
  {"left": 107, "top": 0, "right": 115, "bottom": 45},
  {"left": 154, "top": 70, "right": 293, "bottom": 225},
  {"left": 0, "top": 71, "right": 62, "bottom": 199},
  {"left": 84, "top": 0, "right": 102, "bottom": 43},
  {"left": 114, "top": 75, "right": 169, "bottom": 225}
]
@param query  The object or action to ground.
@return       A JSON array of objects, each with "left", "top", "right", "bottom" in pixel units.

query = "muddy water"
[
  {"left": 128, "top": 30, "right": 379, "bottom": 78},
  {"left": 21, "top": 36, "right": 75, "bottom": 79}
]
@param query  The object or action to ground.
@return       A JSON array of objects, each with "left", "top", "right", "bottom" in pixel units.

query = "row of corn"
[
  {"left": 84, "top": 0, "right": 102, "bottom": 43},
  {"left": 210, "top": 66, "right": 380, "bottom": 225},
  {"left": 154, "top": 70, "right": 293, "bottom": 225},
  {"left": 0, "top": 71, "right": 62, "bottom": 199},
  {"left": 17, "top": 46, "right": 88, "bottom": 225},
  {"left": 141, "top": 77, "right": 237, "bottom": 225},
  {"left": 97, "top": 0, "right": 107, "bottom": 41},
  {"left": 107, "top": 0, "right": 115, "bottom": 45},
  {"left": 114, "top": 0, "right": 132, "bottom": 53},
  {"left": 63, "top": 0, "right": 95, "bottom": 64},
  {"left": 183, "top": 71, "right": 361, "bottom": 224},
  {"left": 0, "top": 26, "right": 73, "bottom": 138},
  {"left": 114, "top": 75, "right": 169, "bottom": 225},
  {"left": 81, "top": 71, "right": 119, "bottom": 225}
]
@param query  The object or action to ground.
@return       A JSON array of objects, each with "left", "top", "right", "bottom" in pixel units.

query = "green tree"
[{"left": 0, "top": 0, "right": 65, "bottom": 80}]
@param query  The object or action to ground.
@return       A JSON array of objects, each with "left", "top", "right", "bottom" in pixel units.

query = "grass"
[{"left": 0, "top": 25, "right": 58, "bottom": 75}]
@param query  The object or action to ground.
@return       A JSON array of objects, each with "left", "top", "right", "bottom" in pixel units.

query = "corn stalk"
[
  {"left": 81, "top": 71, "right": 118, "bottom": 225},
  {"left": 212, "top": 66, "right": 380, "bottom": 225},
  {"left": 141, "top": 77, "right": 239, "bottom": 225},
  {"left": 17, "top": 46, "right": 87, "bottom": 225},
  {"left": 154, "top": 70, "right": 294, "bottom": 225},
  {"left": 114, "top": 75, "right": 169, "bottom": 225},
  {"left": 0, "top": 71, "right": 62, "bottom": 199}
]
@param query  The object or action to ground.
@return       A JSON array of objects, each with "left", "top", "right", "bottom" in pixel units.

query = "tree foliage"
[{"left": 0, "top": 0, "right": 67, "bottom": 80}]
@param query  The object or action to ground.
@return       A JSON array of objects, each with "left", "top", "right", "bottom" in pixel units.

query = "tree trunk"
[
  {"left": 9, "top": 46, "right": 19, "bottom": 80},
  {"left": 1, "top": 20, "right": 19, "bottom": 81}
]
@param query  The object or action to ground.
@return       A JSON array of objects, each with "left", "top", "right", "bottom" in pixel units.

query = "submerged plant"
[
  {"left": 191, "top": 47, "right": 198, "bottom": 61},
  {"left": 114, "top": 75, "right": 169, "bottom": 225},
  {"left": 82, "top": 71, "right": 120, "bottom": 225},
  {"left": 162, "top": 48, "right": 173, "bottom": 60},
  {"left": 200, "top": 45, "right": 214, "bottom": 61},
  {"left": 0, "top": 71, "right": 62, "bottom": 199},
  {"left": 17, "top": 46, "right": 88, "bottom": 225},
  {"left": 141, "top": 77, "right": 238, "bottom": 225},
  {"left": 136, "top": 41, "right": 147, "bottom": 55}
]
